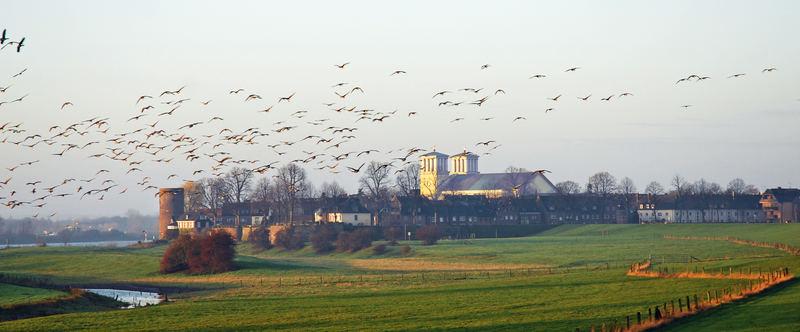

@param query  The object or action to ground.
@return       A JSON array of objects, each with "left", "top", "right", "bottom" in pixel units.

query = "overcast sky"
[{"left": 1, "top": 1, "right": 799, "bottom": 220}]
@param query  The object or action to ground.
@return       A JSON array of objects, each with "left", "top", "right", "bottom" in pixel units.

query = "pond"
[{"left": 84, "top": 288, "right": 163, "bottom": 308}]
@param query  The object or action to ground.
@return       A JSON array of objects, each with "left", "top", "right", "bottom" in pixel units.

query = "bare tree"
[
  {"left": 199, "top": 177, "right": 226, "bottom": 225},
  {"left": 504, "top": 166, "right": 532, "bottom": 196},
  {"left": 359, "top": 161, "right": 392, "bottom": 199},
  {"left": 183, "top": 181, "right": 204, "bottom": 213},
  {"left": 586, "top": 172, "right": 617, "bottom": 196},
  {"left": 275, "top": 163, "right": 309, "bottom": 224},
  {"left": 555, "top": 180, "right": 582, "bottom": 195},
  {"left": 224, "top": 167, "right": 254, "bottom": 203},
  {"left": 617, "top": 177, "right": 637, "bottom": 195},
  {"left": 319, "top": 181, "right": 347, "bottom": 198},
  {"left": 251, "top": 177, "right": 272, "bottom": 202},
  {"left": 671, "top": 174, "right": 689, "bottom": 196},
  {"left": 726, "top": 178, "right": 758, "bottom": 195},
  {"left": 645, "top": 181, "right": 665, "bottom": 196},
  {"left": 395, "top": 164, "right": 420, "bottom": 196}
]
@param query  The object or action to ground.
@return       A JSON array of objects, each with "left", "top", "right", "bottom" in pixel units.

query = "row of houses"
[{"left": 170, "top": 188, "right": 800, "bottom": 233}]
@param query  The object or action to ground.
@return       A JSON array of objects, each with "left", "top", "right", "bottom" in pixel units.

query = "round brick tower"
[{"left": 158, "top": 188, "right": 185, "bottom": 240}]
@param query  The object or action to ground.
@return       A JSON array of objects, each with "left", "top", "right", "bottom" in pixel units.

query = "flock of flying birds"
[{"left": 0, "top": 31, "right": 785, "bottom": 219}]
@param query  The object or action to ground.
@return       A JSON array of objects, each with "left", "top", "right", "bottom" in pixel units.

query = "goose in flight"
[
  {"left": 335, "top": 62, "right": 350, "bottom": 69},
  {"left": 278, "top": 92, "right": 296, "bottom": 103}
]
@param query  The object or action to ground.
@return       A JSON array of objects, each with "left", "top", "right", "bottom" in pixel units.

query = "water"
[
  {"left": 3, "top": 240, "right": 141, "bottom": 248},
  {"left": 84, "top": 288, "right": 163, "bottom": 308}
]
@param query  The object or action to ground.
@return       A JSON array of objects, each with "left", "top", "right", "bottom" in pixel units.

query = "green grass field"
[
  {"left": 0, "top": 284, "right": 67, "bottom": 307},
  {"left": 0, "top": 223, "right": 797, "bottom": 331}
]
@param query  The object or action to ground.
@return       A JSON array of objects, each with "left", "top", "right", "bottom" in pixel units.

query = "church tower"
[
  {"left": 419, "top": 151, "right": 449, "bottom": 198},
  {"left": 449, "top": 150, "right": 479, "bottom": 175}
]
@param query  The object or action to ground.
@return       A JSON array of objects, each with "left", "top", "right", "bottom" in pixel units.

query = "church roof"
[
  {"left": 439, "top": 172, "right": 557, "bottom": 195},
  {"left": 421, "top": 151, "right": 448, "bottom": 157}
]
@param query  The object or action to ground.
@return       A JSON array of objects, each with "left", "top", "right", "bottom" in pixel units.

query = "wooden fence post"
[
  {"left": 637, "top": 312, "right": 641, "bottom": 324},
  {"left": 694, "top": 295, "right": 698, "bottom": 309},
  {"left": 626, "top": 316, "right": 630, "bottom": 329},
  {"left": 678, "top": 299, "right": 682, "bottom": 312},
  {"left": 686, "top": 296, "right": 691, "bottom": 312},
  {"left": 648, "top": 307, "right": 652, "bottom": 321}
]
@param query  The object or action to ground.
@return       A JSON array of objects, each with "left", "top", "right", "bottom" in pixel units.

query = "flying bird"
[
  {"left": 578, "top": 94, "right": 591, "bottom": 101},
  {"left": 728, "top": 73, "right": 746, "bottom": 78},
  {"left": 278, "top": 92, "right": 296, "bottom": 103},
  {"left": 548, "top": 94, "right": 562, "bottom": 101},
  {"left": 335, "top": 62, "right": 350, "bottom": 69},
  {"left": 565, "top": 67, "right": 580, "bottom": 72},
  {"left": 480, "top": 64, "right": 490, "bottom": 69},
  {"left": 600, "top": 95, "right": 613, "bottom": 101},
  {"left": 762, "top": 68, "right": 777, "bottom": 73},
  {"left": 391, "top": 70, "right": 406, "bottom": 75},
  {"left": 529, "top": 74, "right": 546, "bottom": 79}
]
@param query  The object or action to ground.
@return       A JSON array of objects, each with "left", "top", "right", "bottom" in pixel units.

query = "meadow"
[{"left": 0, "top": 223, "right": 797, "bottom": 331}]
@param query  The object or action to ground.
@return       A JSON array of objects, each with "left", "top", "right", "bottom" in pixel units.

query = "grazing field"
[
  {"left": 0, "top": 223, "right": 797, "bottom": 331},
  {"left": 0, "top": 284, "right": 66, "bottom": 307}
]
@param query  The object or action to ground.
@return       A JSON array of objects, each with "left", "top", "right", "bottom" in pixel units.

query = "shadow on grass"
[{"left": 652, "top": 277, "right": 799, "bottom": 331}]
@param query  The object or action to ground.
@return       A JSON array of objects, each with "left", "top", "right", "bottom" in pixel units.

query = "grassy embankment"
[
  {"left": 0, "top": 223, "right": 796, "bottom": 331},
  {"left": 0, "top": 283, "right": 66, "bottom": 307}
]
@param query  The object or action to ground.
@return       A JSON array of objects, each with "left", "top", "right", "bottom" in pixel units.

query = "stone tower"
[
  {"left": 419, "top": 151, "right": 449, "bottom": 198},
  {"left": 158, "top": 188, "right": 185, "bottom": 240},
  {"left": 448, "top": 150, "right": 479, "bottom": 175}
]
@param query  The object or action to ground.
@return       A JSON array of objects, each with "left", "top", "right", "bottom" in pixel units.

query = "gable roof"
[
  {"left": 439, "top": 172, "right": 557, "bottom": 195},
  {"left": 763, "top": 188, "right": 800, "bottom": 203}
]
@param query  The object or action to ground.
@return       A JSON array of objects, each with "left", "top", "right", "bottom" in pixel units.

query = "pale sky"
[{"left": 1, "top": 1, "right": 799, "bottom": 220}]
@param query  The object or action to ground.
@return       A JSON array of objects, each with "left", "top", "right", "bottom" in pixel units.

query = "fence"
[{"left": 575, "top": 262, "right": 793, "bottom": 332}]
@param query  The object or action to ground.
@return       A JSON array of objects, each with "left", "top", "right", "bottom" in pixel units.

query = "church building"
[{"left": 419, "top": 150, "right": 557, "bottom": 199}]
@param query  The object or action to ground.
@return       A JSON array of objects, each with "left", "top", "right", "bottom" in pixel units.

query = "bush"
[
  {"left": 415, "top": 225, "right": 441, "bottom": 245},
  {"left": 336, "top": 228, "right": 373, "bottom": 252},
  {"left": 383, "top": 227, "right": 402, "bottom": 245},
  {"left": 159, "top": 233, "right": 193, "bottom": 274},
  {"left": 249, "top": 226, "right": 271, "bottom": 250},
  {"left": 159, "top": 230, "right": 236, "bottom": 274},
  {"left": 310, "top": 225, "right": 338, "bottom": 253},
  {"left": 273, "top": 227, "right": 306, "bottom": 250},
  {"left": 372, "top": 243, "right": 387, "bottom": 255},
  {"left": 401, "top": 244, "right": 412, "bottom": 255}
]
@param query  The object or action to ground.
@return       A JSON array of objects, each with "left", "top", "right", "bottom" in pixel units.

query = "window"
[{"left": 354, "top": 215, "right": 358, "bottom": 221}]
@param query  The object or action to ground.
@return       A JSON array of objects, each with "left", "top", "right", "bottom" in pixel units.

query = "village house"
[
  {"left": 315, "top": 196, "right": 372, "bottom": 226},
  {"left": 759, "top": 188, "right": 800, "bottom": 223},
  {"left": 637, "top": 194, "right": 764, "bottom": 223}
]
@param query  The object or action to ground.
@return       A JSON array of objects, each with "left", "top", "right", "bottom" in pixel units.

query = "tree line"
[{"left": 183, "top": 162, "right": 420, "bottom": 224}]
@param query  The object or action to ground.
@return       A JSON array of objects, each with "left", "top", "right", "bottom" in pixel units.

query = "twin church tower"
[{"left": 419, "top": 149, "right": 557, "bottom": 198}]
